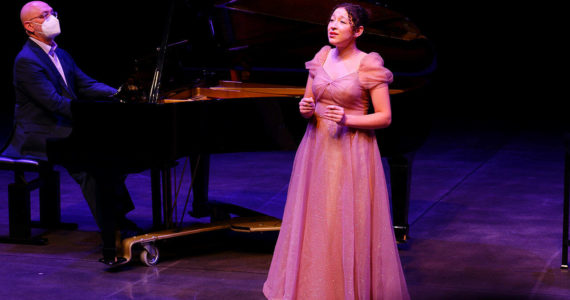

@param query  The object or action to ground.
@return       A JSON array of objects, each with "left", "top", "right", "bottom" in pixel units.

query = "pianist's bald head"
[{"left": 20, "top": 1, "right": 52, "bottom": 26}]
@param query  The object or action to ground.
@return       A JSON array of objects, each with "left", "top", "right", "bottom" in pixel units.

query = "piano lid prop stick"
[{"left": 149, "top": 0, "right": 176, "bottom": 104}]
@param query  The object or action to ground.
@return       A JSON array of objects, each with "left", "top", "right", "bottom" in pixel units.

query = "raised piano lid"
[
  {"left": 208, "top": 0, "right": 434, "bottom": 72},
  {"left": 215, "top": 0, "right": 426, "bottom": 42},
  {"left": 118, "top": 0, "right": 433, "bottom": 104}
]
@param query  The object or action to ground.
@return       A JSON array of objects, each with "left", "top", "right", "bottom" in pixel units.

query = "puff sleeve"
[
  {"left": 305, "top": 45, "right": 331, "bottom": 78},
  {"left": 358, "top": 52, "right": 393, "bottom": 89}
]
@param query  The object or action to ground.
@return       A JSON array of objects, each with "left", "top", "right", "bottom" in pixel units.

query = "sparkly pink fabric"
[{"left": 263, "top": 46, "right": 410, "bottom": 300}]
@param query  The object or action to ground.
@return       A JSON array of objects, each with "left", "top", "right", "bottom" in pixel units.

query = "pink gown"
[{"left": 263, "top": 45, "right": 410, "bottom": 300}]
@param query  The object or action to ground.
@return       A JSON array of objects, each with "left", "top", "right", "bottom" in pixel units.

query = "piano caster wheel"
[{"left": 140, "top": 243, "right": 160, "bottom": 267}]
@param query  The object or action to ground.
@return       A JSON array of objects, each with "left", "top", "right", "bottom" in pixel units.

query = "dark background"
[{"left": 2, "top": 0, "right": 564, "bottom": 148}]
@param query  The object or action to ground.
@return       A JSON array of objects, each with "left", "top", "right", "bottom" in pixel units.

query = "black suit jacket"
[{"left": 2, "top": 39, "right": 117, "bottom": 160}]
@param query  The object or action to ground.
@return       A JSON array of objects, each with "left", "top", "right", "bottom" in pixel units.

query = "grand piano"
[{"left": 47, "top": 0, "right": 435, "bottom": 263}]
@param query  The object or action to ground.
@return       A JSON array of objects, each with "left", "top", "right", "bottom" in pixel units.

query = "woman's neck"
[{"left": 333, "top": 42, "right": 359, "bottom": 60}]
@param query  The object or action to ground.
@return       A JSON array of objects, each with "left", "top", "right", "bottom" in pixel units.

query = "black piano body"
[{"left": 47, "top": 97, "right": 307, "bottom": 171}]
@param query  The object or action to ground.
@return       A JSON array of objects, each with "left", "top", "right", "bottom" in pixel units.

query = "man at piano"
[{"left": 2, "top": 1, "right": 141, "bottom": 263}]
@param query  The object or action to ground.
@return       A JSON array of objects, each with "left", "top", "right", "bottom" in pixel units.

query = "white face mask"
[{"left": 35, "top": 15, "right": 61, "bottom": 40}]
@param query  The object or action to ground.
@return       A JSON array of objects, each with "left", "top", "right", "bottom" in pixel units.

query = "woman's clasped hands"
[{"left": 299, "top": 97, "right": 346, "bottom": 125}]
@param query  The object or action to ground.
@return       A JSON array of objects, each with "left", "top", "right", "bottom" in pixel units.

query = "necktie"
[{"left": 49, "top": 46, "right": 68, "bottom": 87}]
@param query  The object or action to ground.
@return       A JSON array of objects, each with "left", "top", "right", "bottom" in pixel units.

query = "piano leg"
[
  {"left": 161, "top": 167, "right": 173, "bottom": 228},
  {"left": 189, "top": 153, "right": 211, "bottom": 218},
  {"left": 186, "top": 154, "right": 245, "bottom": 221},
  {"left": 387, "top": 153, "right": 414, "bottom": 243},
  {"left": 151, "top": 168, "right": 162, "bottom": 229}
]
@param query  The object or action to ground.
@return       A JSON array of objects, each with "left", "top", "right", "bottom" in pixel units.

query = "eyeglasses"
[{"left": 28, "top": 11, "right": 58, "bottom": 22}]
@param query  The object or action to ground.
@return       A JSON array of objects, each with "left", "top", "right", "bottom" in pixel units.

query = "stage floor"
[{"left": 1, "top": 118, "right": 569, "bottom": 299}]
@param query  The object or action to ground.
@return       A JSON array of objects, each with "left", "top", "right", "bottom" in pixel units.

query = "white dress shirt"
[{"left": 29, "top": 37, "right": 68, "bottom": 87}]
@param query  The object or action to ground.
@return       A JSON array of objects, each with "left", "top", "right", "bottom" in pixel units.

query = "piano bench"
[{"left": 0, "top": 156, "right": 77, "bottom": 245}]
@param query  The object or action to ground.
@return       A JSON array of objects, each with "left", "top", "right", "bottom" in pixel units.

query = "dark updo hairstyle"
[{"left": 330, "top": 2, "right": 370, "bottom": 32}]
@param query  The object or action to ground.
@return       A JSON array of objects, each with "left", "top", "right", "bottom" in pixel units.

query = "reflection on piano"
[{"left": 47, "top": 0, "right": 435, "bottom": 263}]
